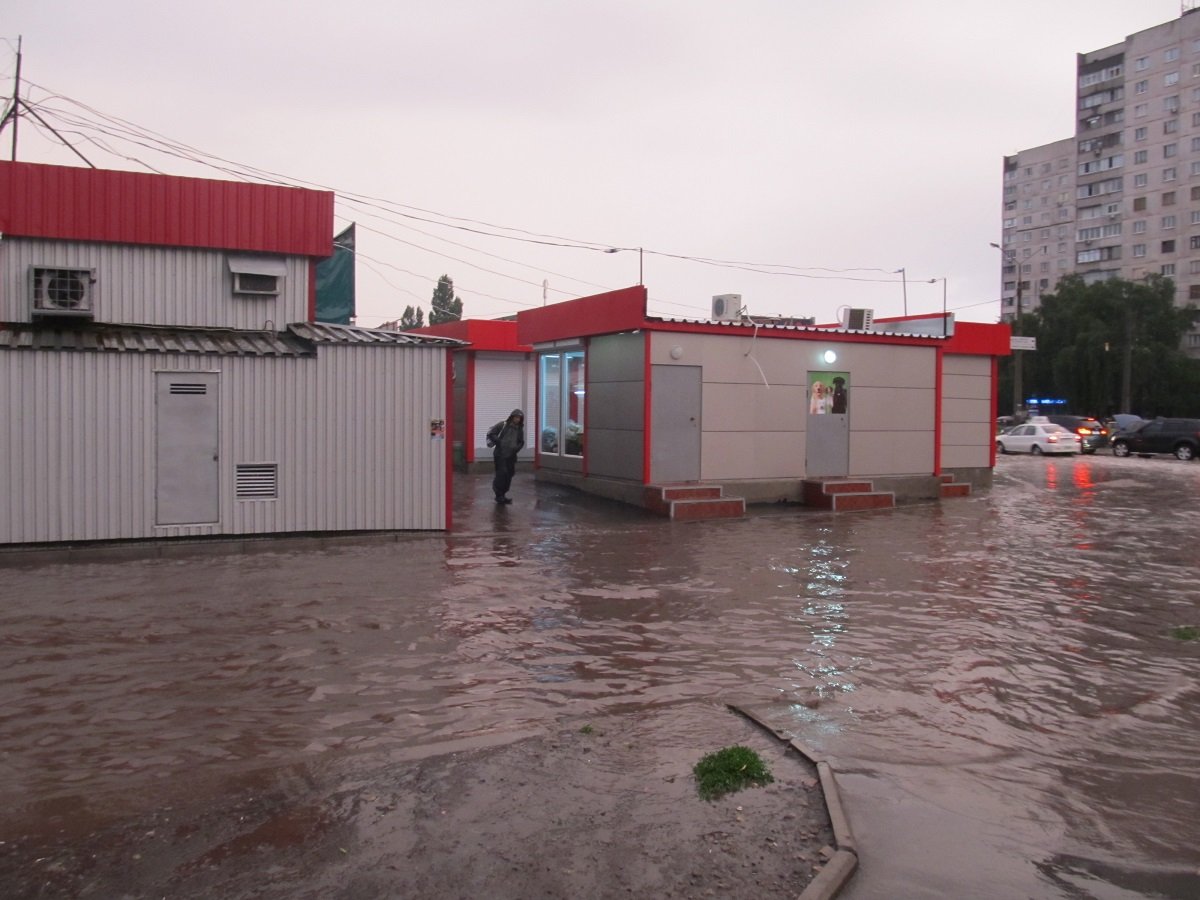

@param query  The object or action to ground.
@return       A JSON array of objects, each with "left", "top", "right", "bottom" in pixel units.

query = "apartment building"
[{"left": 1001, "top": 8, "right": 1200, "bottom": 356}]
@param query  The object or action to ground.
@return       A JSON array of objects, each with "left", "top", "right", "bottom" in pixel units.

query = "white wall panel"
[{"left": 2, "top": 238, "right": 308, "bottom": 328}]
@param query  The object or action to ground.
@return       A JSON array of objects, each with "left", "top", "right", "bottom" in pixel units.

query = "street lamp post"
[
  {"left": 604, "top": 247, "right": 643, "bottom": 285},
  {"left": 990, "top": 242, "right": 1024, "bottom": 417}
]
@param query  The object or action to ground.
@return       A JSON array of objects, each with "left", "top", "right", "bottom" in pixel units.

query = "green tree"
[
  {"left": 399, "top": 305, "right": 425, "bottom": 329},
  {"left": 429, "top": 274, "right": 463, "bottom": 325},
  {"left": 1016, "top": 275, "right": 1199, "bottom": 417}
]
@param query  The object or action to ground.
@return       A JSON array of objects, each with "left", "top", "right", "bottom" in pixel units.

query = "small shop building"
[
  {"left": 515, "top": 286, "right": 1010, "bottom": 518},
  {"left": 0, "top": 161, "right": 460, "bottom": 545}
]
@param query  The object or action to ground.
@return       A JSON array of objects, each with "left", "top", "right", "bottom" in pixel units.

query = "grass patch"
[
  {"left": 693, "top": 745, "right": 774, "bottom": 801},
  {"left": 579, "top": 724, "right": 594, "bottom": 735},
  {"left": 1170, "top": 625, "right": 1199, "bottom": 641}
]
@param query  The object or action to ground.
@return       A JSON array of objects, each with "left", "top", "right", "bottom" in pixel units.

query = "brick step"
[
  {"left": 670, "top": 497, "right": 746, "bottom": 521},
  {"left": 940, "top": 482, "right": 971, "bottom": 498},
  {"left": 829, "top": 491, "right": 895, "bottom": 511}
]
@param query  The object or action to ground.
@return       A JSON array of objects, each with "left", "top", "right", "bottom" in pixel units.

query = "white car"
[{"left": 996, "top": 422, "right": 1082, "bottom": 455}]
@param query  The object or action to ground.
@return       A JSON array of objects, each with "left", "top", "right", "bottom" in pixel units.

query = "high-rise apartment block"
[{"left": 1001, "top": 8, "right": 1200, "bottom": 356}]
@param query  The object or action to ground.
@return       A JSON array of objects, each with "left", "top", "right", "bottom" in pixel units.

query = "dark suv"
[
  {"left": 1110, "top": 417, "right": 1200, "bottom": 461},
  {"left": 1045, "top": 415, "right": 1109, "bottom": 454}
]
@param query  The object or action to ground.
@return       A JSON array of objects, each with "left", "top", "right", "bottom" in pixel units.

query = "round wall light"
[
  {"left": 822, "top": 349, "right": 838, "bottom": 365},
  {"left": 670, "top": 346, "right": 684, "bottom": 360}
]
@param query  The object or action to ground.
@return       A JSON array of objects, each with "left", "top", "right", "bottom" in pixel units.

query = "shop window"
[{"left": 539, "top": 350, "right": 585, "bottom": 457}]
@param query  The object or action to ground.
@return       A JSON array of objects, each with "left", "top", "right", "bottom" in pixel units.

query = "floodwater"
[{"left": 2, "top": 456, "right": 1199, "bottom": 898}]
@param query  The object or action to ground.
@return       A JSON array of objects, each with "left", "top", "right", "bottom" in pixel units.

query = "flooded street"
[{"left": 2, "top": 456, "right": 1199, "bottom": 898}]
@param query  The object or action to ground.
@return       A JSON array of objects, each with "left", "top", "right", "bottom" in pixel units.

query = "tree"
[
  {"left": 428, "top": 275, "right": 463, "bottom": 325},
  {"left": 1016, "top": 275, "right": 1199, "bottom": 417},
  {"left": 399, "top": 305, "right": 425, "bottom": 329}
]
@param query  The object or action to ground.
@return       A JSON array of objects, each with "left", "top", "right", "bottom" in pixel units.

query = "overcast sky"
[{"left": 1, "top": 0, "right": 1184, "bottom": 326}]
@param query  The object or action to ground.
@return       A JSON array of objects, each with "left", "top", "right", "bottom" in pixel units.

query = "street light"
[
  {"left": 990, "top": 242, "right": 1025, "bottom": 417},
  {"left": 894, "top": 268, "right": 908, "bottom": 315},
  {"left": 604, "top": 247, "right": 643, "bottom": 285},
  {"left": 927, "top": 277, "right": 947, "bottom": 336}
]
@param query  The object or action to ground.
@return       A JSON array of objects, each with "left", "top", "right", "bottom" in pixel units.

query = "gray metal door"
[
  {"left": 806, "top": 372, "right": 849, "bottom": 477},
  {"left": 651, "top": 365, "right": 701, "bottom": 482},
  {"left": 155, "top": 372, "right": 219, "bottom": 525}
]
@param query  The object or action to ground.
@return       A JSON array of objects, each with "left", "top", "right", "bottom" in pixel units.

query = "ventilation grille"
[
  {"left": 236, "top": 463, "right": 278, "bottom": 499},
  {"left": 169, "top": 382, "right": 209, "bottom": 395}
]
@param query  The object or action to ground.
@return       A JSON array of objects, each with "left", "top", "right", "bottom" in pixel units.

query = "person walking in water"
[{"left": 486, "top": 409, "right": 525, "bottom": 504}]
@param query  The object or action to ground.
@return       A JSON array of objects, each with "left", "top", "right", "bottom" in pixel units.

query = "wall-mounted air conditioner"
[
  {"left": 842, "top": 307, "right": 874, "bottom": 330},
  {"left": 30, "top": 267, "right": 96, "bottom": 319},
  {"left": 711, "top": 293, "right": 742, "bottom": 321}
]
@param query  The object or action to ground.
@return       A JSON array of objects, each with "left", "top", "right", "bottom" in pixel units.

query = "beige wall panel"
[
  {"left": 942, "top": 420, "right": 994, "bottom": 449},
  {"left": 942, "top": 354, "right": 992, "bottom": 379},
  {"left": 850, "top": 387, "right": 936, "bottom": 431},
  {"left": 588, "top": 380, "right": 644, "bottom": 430},
  {"left": 701, "top": 431, "right": 806, "bottom": 480},
  {"left": 943, "top": 373, "right": 994, "bottom": 402},
  {"left": 942, "top": 444, "right": 991, "bottom": 469},
  {"left": 849, "top": 430, "right": 935, "bottom": 475},
  {"left": 702, "top": 382, "right": 806, "bottom": 432},
  {"left": 942, "top": 397, "right": 992, "bottom": 424}
]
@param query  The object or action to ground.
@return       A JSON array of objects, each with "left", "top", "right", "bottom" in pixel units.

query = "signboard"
[{"left": 1011, "top": 336, "right": 1037, "bottom": 351}]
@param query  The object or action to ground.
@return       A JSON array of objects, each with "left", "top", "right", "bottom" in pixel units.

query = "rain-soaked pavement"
[{"left": 2, "top": 455, "right": 1199, "bottom": 898}]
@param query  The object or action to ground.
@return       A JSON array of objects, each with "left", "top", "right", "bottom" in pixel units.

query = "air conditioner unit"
[
  {"left": 842, "top": 308, "right": 874, "bottom": 330},
  {"left": 711, "top": 293, "right": 743, "bottom": 321},
  {"left": 30, "top": 267, "right": 96, "bottom": 319}
]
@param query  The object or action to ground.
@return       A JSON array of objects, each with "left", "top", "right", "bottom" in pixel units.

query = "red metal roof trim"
[
  {"left": 0, "top": 161, "right": 334, "bottom": 257},
  {"left": 517, "top": 286, "right": 648, "bottom": 345},
  {"left": 412, "top": 318, "right": 531, "bottom": 352}
]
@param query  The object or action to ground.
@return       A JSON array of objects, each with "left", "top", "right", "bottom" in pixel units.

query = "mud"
[{"left": 2, "top": 704, "right": 832, "bottom": 899}]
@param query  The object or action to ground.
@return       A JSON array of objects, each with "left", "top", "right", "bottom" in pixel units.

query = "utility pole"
[
  {"left": 1121, "top": 302, "right": 1133, "bottom": 413},
  {"left": 1013, "top": 274, "right": 1024, "bottom": 417},
  {"left": 10, "top": 36, "right": 20, "bottom": 160}
]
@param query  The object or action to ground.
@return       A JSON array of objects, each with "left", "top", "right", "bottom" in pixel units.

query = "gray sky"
[{"left": 1, "top": 0, "right": 1184, "bottom": 326}]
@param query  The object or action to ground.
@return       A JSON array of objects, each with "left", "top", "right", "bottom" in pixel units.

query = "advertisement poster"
[
  {"left": 430, "top": 419, "right": 445, "bottom": 440},
  {"left": 809, "top": 372, "right": 849, "bottom": 415}
]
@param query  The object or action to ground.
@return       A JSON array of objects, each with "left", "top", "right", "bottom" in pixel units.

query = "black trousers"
[{"left": 493, "top": 453, "right": 517, "bottom": 499}]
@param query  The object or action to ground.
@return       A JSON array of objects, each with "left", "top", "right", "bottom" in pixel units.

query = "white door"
[
  {"left": 651, "top": 365, "right": 701, "bottom": 483},
  {"left": 155, "top": 372, "right": 220, "bottom": 525}
]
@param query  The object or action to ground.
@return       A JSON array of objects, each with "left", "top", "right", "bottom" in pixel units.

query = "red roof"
[
  {"left": 412, "top": 318, "right": 530, "bottom": 352},
  {"left": 0, "top": 161, "right": 334, "bottom": 257}
]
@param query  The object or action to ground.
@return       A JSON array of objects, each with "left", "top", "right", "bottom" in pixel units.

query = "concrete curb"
[{"left": 727, "top": 703, "right": 858, "bottom": 900}]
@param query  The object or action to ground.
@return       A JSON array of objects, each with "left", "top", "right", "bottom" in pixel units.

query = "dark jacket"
[{"left": 487, "top": 409, "right": 526, "bottom": 458}]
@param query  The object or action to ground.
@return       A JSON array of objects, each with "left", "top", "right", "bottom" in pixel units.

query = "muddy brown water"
[{"left": 1, "top": 456, "right": 1198, "bottom": 898}]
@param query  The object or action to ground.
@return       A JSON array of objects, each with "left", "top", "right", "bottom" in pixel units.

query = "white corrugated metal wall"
[
  {"left": 0, "top": 344, "right": 447, "bottom": 544},
  {"left": 2, "top": 239, "right": 308, "bottom": 329}
]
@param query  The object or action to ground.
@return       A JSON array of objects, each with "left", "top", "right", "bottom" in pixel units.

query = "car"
[
  {"left": 1044, "top": 415, "right": 1110, "bottom": 454},
  {"left": 1110, "top": 417, "right": 1200, "bottom": 460},
  {"left": 995, "top": 422, "right": 1083, "bottom": 455}
]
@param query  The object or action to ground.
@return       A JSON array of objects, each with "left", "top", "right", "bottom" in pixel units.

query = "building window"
[
  {"left": 1162, "top": 240, "right": 1176, "bottom": 253},
  {"left": 1166, "top": 48, "right": 1180, "bottom": 63},
  {"left": 1163, "top": 215, "right": 1176, "bottom": 229},
  {"left": 1191, "top": 235, "right": 1200, "bottom": 250},
  {"left": 1135, "top": 173, "right": 1148, "bottom": 187},
  {"left": 1133, "top": 244, "right": 1147, "bottom": 258},
  {"left": 1190, "top": 285, "right": 1200, "bottom": 300},
  {"left": 1165, "top": 118, "right": 1179, "bottom": 133},
  {"left": 1134, "top": 103, "right": 1148, "bottom": 117},
  {"left": 1164, "top": 143, "right": 1178, "bottom": 158},
  {"left": 1165, "top": 72, "right": 1180, "bottom": 87},
  {"left": 1164, "top": 167, "right": 1177, "bottom": 181},
  {"left": 538, "top": 350, "right": 585, "bottom": 457},
  {"left": 1135, "top": 79, "right": 1149, "bottom": 94},
  {"left": 1135, "top": 127, "right": 1148, "bottom": 141},
  {"left": 1192, "top": 210, "right": 1200, "bottom": 224},
  {"left": 1133, "top": 220, "right": 1146, "bottom": 233},
  {"left": 1193, "top": 185, "right": 1200, "bottom": 201},
  {"left": 1163, "top": 191, "right": 1176, "bottom": 206},
  {"left": 1165, "top": 95, "right": 1180, "bottom": 112},
  {"left": 1135, "top": 56, "right": 1149, "bottom": 71},
  {"left": 1133, "top": 196, "right": 1148, "bottom": 211},
  {"left": 1134, "top": 149, "right": 1148, "bottom": 164},
  {"left": 1162, "top": 264, "right": 1176, "bottom": 276},
  {"left": 1192, "top": 260, "right": 1200, "bottom": 274}
]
